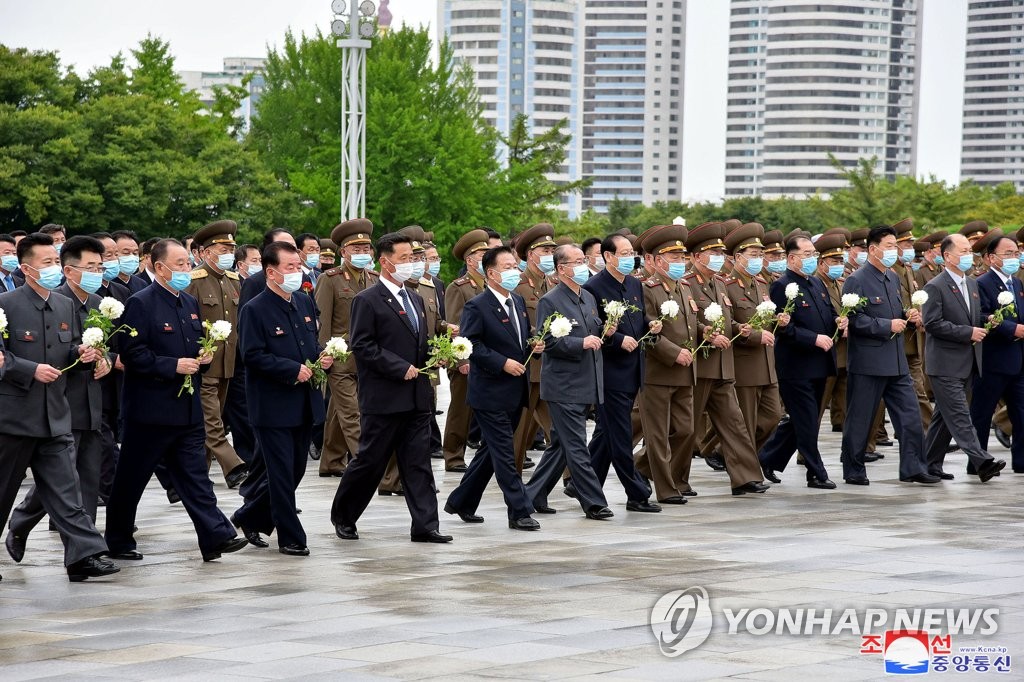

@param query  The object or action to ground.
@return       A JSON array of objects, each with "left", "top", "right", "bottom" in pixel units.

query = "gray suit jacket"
[
  {"left": 537, "top": 281, "right": 604, "bottom": 405},
  {"left": 922, "top": 268, "right": 983, "bottom": 379},
  {"left": 0, "top": 285, "right": 81, "bottom": 437},
  {"left": 56, "top": 283, "right": 103, "bottom": 431},
  {"left": 842, "top": 263, "right": 912, "bottom": 377}
]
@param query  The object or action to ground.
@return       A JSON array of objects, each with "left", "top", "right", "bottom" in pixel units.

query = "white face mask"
[{"left": 388, "top": 259, "right": 416, "bottom": 283}]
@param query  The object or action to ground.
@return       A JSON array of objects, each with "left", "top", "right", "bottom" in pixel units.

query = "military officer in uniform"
[
  {"left": 318, "top": 239, "right": 337, "bottom": 270},
  {"left": 892, "top": 219, "right": 933, "bottom": 430},
  {"left": 442, "top": 229, "right": 493, "bottom": 473},
  {"left": 814, "top": 232, "right": 849, "bottom": 432},
  {"left": 960, "top": 220, "right": 989, "bottom": 274},
  {"left": 680, "top": 222, "right": 770, "bottom": 496},
  {"left": 916, "top": 231, "right": 948, "bottom": 288},
  {"left": 511, "top": 223, "right": 559, "bottom": 472},
  {"left": 723, "top": 223, "right": 783, "bottom": 454},
  {"left": 315, "top": 219, "right": 378, "bottom": 477},
  {"left": 185, "top": 220, "right": 248, "bottom": 489},
  {"left": 762, "top": 230, "right": 787, "bottom": 282},
  {"left": 844, "top": 228, "right": 869, "bottom": 276}
]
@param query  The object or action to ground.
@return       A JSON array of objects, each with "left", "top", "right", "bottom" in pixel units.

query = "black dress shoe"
[
  {"left": 446, "top": 464, "right": 468, "bottom": 473},
  {"left": 900, "top": 472, "right": 941, "bottom": 484},
  {"left": 319, "top": 470, "right": 344, "bottom": 478},
  {"left": 807, "top": 477, "right": 837, "bottom": 490},
  {"left": 5, "top": 532, "right": 25, "bottom": 563},
  {"left": 762, "top": 466, "right": 781, "bottom": 484},
  {"left": 224, "top": 464, "right": 249, "bottom": 489},
  {"left": 863, "top": 452, "right": 881, "bottom": 463},
  {"left": 508, "top": 517, "right": 541, "bottom": 531},
  {"left": 876, "top": 439, "right": 894, "bottom": 447},
  {"left": 562, "top": 481, "right": 579, "bottom": 499},
  {"left": 994, "top": 425, "right": 1012, "bottom": 449},
  {"left": 978, "top": 458, "right": 1007, "bottom": 483},
  {"left": 625, "top": 500, "right": 662, "bottom": 512},
  {"left": 704, "top": 452, "right": 727, "bottom": 471},
  {"left": 107, "top": 549, "right": 143, "bottom": 560},
  {"left": 430, "top": 449, "right": 444, "bottom": 459},
  {"left": 241, "top": 529, "right": 268, "bottom": 548},
  {"left": 444, "top": 503, "right": 483, "bottom": 523},
  {"left": 378, "top": 489, "right": 405, "bottom": 496},
  {"left": 681, "top": 490, "right": 698, "bottom": 497},
  {"left": 529, "top": 439, "right": 547, "bottom": 451},
  {"left": 411, "top": 530, "right": 453, "bottom": 543},
  {"left": 67, "top": 555, "right": 120, "bottom": 582},
  {"left": 844, "top": 477, "right": 870, "bottom": 486},
  {"left": 279, "top": 544, "right": 310, "bottom": 556},
  {"left": 202, "top": 537, "right": 248, "bottom": 562},
  {"left": 929, "top": 469, "right": 954, "bottom": 480},
  {"left": 335, "top": 523, "right": 359, "bottom": 540},
  {"left": 947, "top": 443, "right": 961, "bottom": 453},
  {"left": 658, "top": 496, "right": 688, "bottom": 505},
  {"left": 167, "top": 488, "right": 180, "bottom": 504},
  {"left": 522, "top": 458, "right": 535, "bottom": 470},
  {"left": 732, "top": 481, "right": 770, "bottom": 495},
  {"left": 466, "top": 440, "right": 481, "bottom": 450},
  {"left": 533, "top": 504, "right": 557, "bottom": 514},
  {"left": 308, "top": 443, "right": 321, "bottom": 461},
  {"left": 584, "top": 506, "right": 614, "bottom": 520}
]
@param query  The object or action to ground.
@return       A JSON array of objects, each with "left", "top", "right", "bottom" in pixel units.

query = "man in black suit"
[
  {"left": 234, "top": 242, "right": 330, "bottom": 555},
  {"left": 0, "top": 233, "right": 19, "bottom": 293},
  {"left": 573, "top": 234, "right": 662, "bottom": 512},
  {"left": 110, "top": 230, "right": 150, "bottom": 294},
  {"left": 331, "top": 232, "right": 451, "bottom": 543},
  {"left": 840, "top": 226, "right": 939, "bottom": 485},
  {"left": 759, "top": 233, "right": 841, "bottom": 488},
  {"left": 104, "top": 239, "right": 247, "bottom": 562},
  {"left": 444, "top": 246, "right": 540, "bottom": 530}
]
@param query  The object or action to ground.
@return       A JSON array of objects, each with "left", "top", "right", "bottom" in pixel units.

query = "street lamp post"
[{"left": 331, "top": 1, "right": 377, "bottom": 221}]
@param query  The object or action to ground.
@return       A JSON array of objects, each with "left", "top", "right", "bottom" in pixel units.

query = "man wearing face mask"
[
  {"left": 582, "top": 237, "right": 603, "bottom": 277},
  {"left": 511, "top": 223, "right": 559, "bottom": 472},
  {"left": 314, "top": 221, "right": 376, "bottom": 477},
  {"left": 959, "top": 220, "right": 990, "bottom": 276},
  {"left": 332, "top": 232, "right": 451, "bottom": 543},
  {"left": 843, "top": 228, "right": 869, "bottom": 277},
  {"left": 0, "top": 233, "right": 118, "bottom": 582},
  {"left": 318, "top": 239, "right": 336, "bottom": 270},
  {"left": 109, "top": 230, "right": 149, "bottom": 294},
  {"left": 915, "top": 231, "right": 948, "bottom": 288},
  {"left": 840, "top": 226, "right": 939, "bottom": 486},
  {"left": 0, "top": 234, "right": 20, "bottom": 292},
  {"left": 234, "top": 244, "right": 262, "bottom": 280},
  {"left": 679, "top": 222, "right": 770, "bottom": 496},
  {"left": 762, "top": 230, "right": 787, "bottom": 283},
  {"left": 442, "top": 229, "right": 492, "bottom": 473},
  {"left": 105, "top": 238, "right": 248, "bottom": 562},
  {"left": 185, "top": 221, "right": 249, "bottom": 490},
  {"left": 814, "top": 231, "right": 851, "bottom": 434},
  {"left": 5, "top": 236, "right": 116, "bottom": 570},
  {"left": 296, "top": 233, "right": 322, "bottom": 286},
  {"left": 722, "top": 223, "right": 783, "bottom": 455},
  {"left": 892, "top": 219, "right": 933, "bottom": 431}
]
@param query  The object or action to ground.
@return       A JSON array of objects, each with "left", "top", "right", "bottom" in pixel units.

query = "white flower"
[
  {"left": 755, "top": 301, "right": 777, "bottom": 316},
  {"left": 604, "top": 300, "right": 626, "bottom": 318},
  {"left": 997, "top": 290, "right": 1014, "bottom": 307},
  {"left": 911, "top": 290, "right": 929, "bottom": 307},
  {"left": 550, "top": 315, "right": 573, "bottom": 338},
  {"left": 785, "top": 282, "right": 799, "bottom": 301},
  {"left": 208, "top": 320, "right": 232, "bottom": 341},
  {"left": 0, "top": 307, "right": 7, "bottom": 333},
  {"left": 841, "top": 293, "right": 863, "bottom": 308},
  {"left": 82, "top": 327, "right": 106, "bottom": 348},
  {"left": 325, "top": 336, "right": 349, "bottom": 358},
  {"left": 704, "top": 302, "right": 724, "bottom": 323},
  {"left": 660, "top": 299, "right": 680, "bottom": 319},
  {"left": 451, "top": 336, "right": 473, "bottom": 360},
  {"left": 97, "top": 297, "right": 124, "bottom": 320}
]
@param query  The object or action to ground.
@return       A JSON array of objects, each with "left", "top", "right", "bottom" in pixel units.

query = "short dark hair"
[
  {"left": 262, "top": 241, "right": 298, "bottom": 269},
  {"left": 234, "top": 244, "right": 258, "bottom": 265},
  {"left": 9, "top": 230, "right": 27, "bottom": 238},
  {"left": 582, "top": 237, "right": 602, "bottom": 255},
  {"left": 39, "top": 223, "right": 66, "bottom": 237},
  {"left": 111, "top": 230, "right": 139, "bottom": 245},
  {"left": 553, "top": 244, "right": 579, "bottom": 267},
  {"left": 262, "top": 228, "right": 292, "bottom": 250},
  {"left": 785, "top": 236, "right": 810, "bottom": 255},
  {"left": 60, "top": 235, "right": 105, "bottom": 266},
  {"left": 17, "top": 233, "right": 54, "bottom": 261},
  {"left": 0, "top": 234, "right": 14, "bottom": 247},
  {"left": 296, "top": 232, "right": 319, "bottom": 250},
  {"left": 482, "top": 228, "right": 501, "bottom": 241},
  {"left": 481, "top": 246, "right": 514, "bottom": 273},
  {"left": 375, "top": 232, "right": 412, "bottom": 259},
  {"left": 90, "top": 231, "right": 112, "bottom": 240},
  {"left": 600, "top": 235, "right": 630, "bottom": 259},
  {"left": 987, "top": 236, "right": 1014, "bottom": 256},
  {"left": 150, "top": 238, "right": 183, "bottom": 266},
  {"left": 940, "top": 236, "right": 957, "bottom": 259},
  {"left": 141, "top": 237, "right": 160, "bottom": 257},
  {"left": 867, "top": 225, "right": 896, "bottom": 248}
]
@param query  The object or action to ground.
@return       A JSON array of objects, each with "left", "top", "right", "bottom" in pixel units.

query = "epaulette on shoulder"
[
  {"left": 714, "top": 273, "right": 730, "bottom": 282},
  {"left": 453, "top": 276, "right": 471, "bottom": 286},
  {"left": 191, "top": 269, "right": 208, "bottom": 279},
  {"left": 721, "top": 275, "right": 737, "bottom": 285},
  {"left": 681, "top": 272, "right": 697, "bottom": 280},
  {"left": 365, "top": 269, "right": 380, "bottom": 278},
  {"left": 644, "top": 277, "right": 661, "bottom": 288},
  {"left": 225, "top": 271, "right": 239, "bottom": 280},
  {"left": 754, "top": 274, "right": 767, "bottom": 285},
  {"left": 418, "top": 277, "right": 435, "bottom": 288},
  {"left": 325, "top": 267, "right": 343, "bottom": 277}
]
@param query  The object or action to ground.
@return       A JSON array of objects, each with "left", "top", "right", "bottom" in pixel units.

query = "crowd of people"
[{"left": 0, "top": 215, "right": 1020, "bottom": 583}]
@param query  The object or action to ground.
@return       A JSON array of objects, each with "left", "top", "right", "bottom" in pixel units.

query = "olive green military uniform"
[{"left": 893, "top": 219, "right": 933, "bottom": 430}]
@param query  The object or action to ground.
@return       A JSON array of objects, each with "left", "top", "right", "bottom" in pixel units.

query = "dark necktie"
[
  {"left": 398, "top": 288, "right": 418, "bottom": 333},
  {"left": 506, "top": 297, "right": 521, "bottom": 348}
]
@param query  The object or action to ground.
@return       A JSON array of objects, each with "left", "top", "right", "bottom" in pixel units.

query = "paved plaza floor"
[{"left": 1, "top": 381, "right": 1022, "bottom": 680}]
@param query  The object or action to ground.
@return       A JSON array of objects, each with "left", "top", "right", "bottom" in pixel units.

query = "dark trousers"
[
  {"left": 10, "top": 429, "right": 102, "bottom": 540},
  {"left": 234, "top": 424, "right": 311, "bottom": 547},
  {"left": 970, "top": 371, "right": 1024, "bottom": 471},
  {"left": 105, "top": 421, "right": 235, "bottom": 556},
  {"left": 760, "top": 377, "right": 829, "bottom": 482},
  {"left": 0, "top": 433, "right": 107, "bottom": 566},
  {"left": 925, "top": 373, "right": 994, "bottom": 473},
  {"left": 526, "top": 401, "right": 608, "bottom": 512},
  {"left": 223, "top": 360, "right": 256, "bottom": 464},
  {"left": 98, "top": 408, "right": 120, "bottom": 501},
  {"left": 446, "top": 408, "right": 533, "bottom": 520},
  {"left": 588, "top": 389, "right": 649, "bottom": 502},
  {"left": 331, "top": 410, "right": 439, "bottom": 536},
  {"left": 841, "top": 373, "right": 928, "bottom": 480}
]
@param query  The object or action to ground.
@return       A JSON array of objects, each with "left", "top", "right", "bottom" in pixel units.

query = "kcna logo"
[{"left": 649, "top": 587, "right": 714, "bottom": 657}]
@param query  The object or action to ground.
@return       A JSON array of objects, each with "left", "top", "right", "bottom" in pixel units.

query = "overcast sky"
[{"left": 0, "top": 0, "right": 968, "bottom": 203}]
